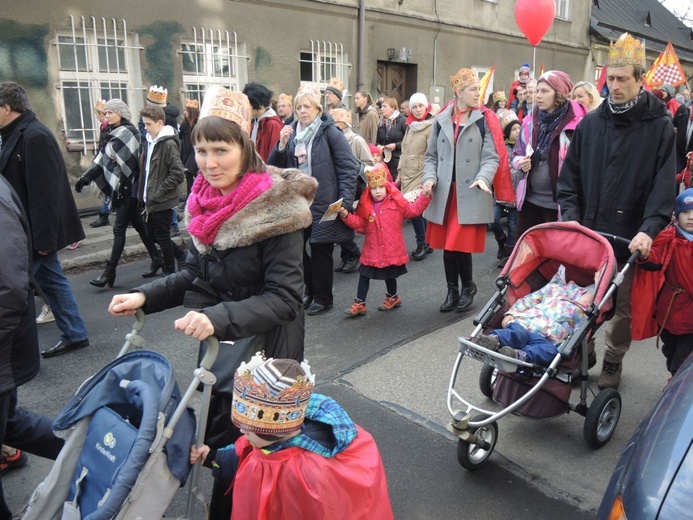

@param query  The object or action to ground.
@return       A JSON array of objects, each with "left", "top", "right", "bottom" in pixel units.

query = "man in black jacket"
[
  {"left": 557, "top": 34, "right": 675, "bottom": 390},
  {"left": 0, "top": 81, "right": 90, "bottom": 358},
  {"left": 0, "top": 174, "right": 63, "bottom": 518}
]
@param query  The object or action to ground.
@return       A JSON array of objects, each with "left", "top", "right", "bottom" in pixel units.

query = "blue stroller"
[{"left": 22, "top": 311, "right": 219, "bottom": 519}]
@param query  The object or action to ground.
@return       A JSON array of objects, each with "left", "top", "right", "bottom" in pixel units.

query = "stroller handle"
[
  {"left": 199, "top": 336, "right": 219, "bottom": 369},
  {"left": 595, "top": 231, "right": 641, "bottom": 266}
]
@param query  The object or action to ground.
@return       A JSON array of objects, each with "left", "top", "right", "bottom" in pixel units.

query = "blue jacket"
[{"left": 268, "top": 113, "right": 359, "bottom": 244}]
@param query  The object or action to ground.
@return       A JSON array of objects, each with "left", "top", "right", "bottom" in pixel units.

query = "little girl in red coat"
[{"left": 338, "top": 164, "right": 432, "bottom": 316}]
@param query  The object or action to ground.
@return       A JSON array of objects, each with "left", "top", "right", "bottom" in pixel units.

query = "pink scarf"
[{"left": 187, "top": 171, "right": 274, "bottom": 245}]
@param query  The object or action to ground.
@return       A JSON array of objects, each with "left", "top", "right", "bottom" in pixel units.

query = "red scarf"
[
  {"left": 187, "top": 171, "right": 274, "bottom": 245},
  {"left": 405, "top": 103, "right": 432, "bottom": 125}
]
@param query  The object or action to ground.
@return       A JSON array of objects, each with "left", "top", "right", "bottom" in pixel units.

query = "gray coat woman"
[{"left": 422, "top": 68, "right": 499, "bottom": 313}]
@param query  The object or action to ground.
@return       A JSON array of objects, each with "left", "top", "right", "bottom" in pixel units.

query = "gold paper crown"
[
  {"left": 329, "top": 108, "right": 352, "bottom": 126},
  {"left": 450, "top": 68, "right": 479, "bottom": 93},
  {"left": 296, "top": 83, "right": 322, "bottom": 102},
  {"left": 492, "top": 91, "right": 507, "bottom": 103},
  {"left": 608, "top": 33, "right": 645, "bottom": 68},
  {"left": 365, "top": 164, "right": 388, "bottom": 188},
  {"left": 184, "top": 98, "right": 199, "bottom": 109},
  {"left": 327, "top": 77, "right": 345, "bottom": 93},
  {"left": 277, "top": 93, "right": 293, "bottom": 106},
  {"left": 232, "top": 354, "right": 315, "bottom": 435},
  {"left": 199, "top": 85, "right": 252, "bottom": 135},
  {"left": 147, "top": 85, "right": 168, "bottom": 107},
  {"left": 94, "top": 99, "right": 106, "bottom": 112}
]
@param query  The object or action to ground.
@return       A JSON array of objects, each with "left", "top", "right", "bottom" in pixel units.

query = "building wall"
[{"left": 1, "top": 0, "right": 591, "bottom": 210}]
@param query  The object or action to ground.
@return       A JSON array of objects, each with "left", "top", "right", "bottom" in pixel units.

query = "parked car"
[{"left": 598, "top": 353, "right": 693, "bottom": 519}]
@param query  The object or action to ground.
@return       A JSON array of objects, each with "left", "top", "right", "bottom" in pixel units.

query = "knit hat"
[
  {"left": 409, "top": 92, "right": 428, "bottom": 107},
  {"left": 537, "top": 70, "right": 574, "bottom": 97},
  {"left": 450, "top": 68, "right": 479, "bottom": 93},
  {"left": 199, "top": 85, "right": 252, "bottom": 135},
  {"left": 365, "top": 164, "right": 388, "bottom": 187},
  {"left": 518, "top": 63, "right": 531, "bottom": 83},
  {"left": 103, "top": 99, "right": 131, "bottom": 122},
  {"left": 676, "top": 188, "right": 693, "bottom": 217},
  {"left": 662, "top": 83, "right": 675, "bottom": 99},
  {"left": 232, "top": 354, "right": 315, "bottom": 435},
  {"left": 329, "top": 108, "right": 352, "bottom": 126},
  {"left": 368, "top": 143, "right": 381, "bottom": 158},
  {"left": 325, "top": 77, "right": 345, "bottom": 100},
  {"left": 492, "top": 91, "right": 507, "bottom": 103},
  {"left": 146, "top": 85, "right": 168, "bottom": 107}
]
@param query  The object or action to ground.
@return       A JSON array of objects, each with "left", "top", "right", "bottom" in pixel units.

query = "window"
[
  {"left": 299, "top": 40, "right": 351, "bottom": 100},
  {"left": 54, "top": 16, "right": 142, "bottom": 151},
  {"left": 555, "top": 0, "right": 570, "bottom": 21},
  {"left": 180, "top": 29, "right": 248, "bottom": 104}
]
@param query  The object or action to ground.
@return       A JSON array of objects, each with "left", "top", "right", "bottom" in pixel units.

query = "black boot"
[
  {"left": 412, "top": 243, "right": 432, "bottom": 261},
  {"left": 496, "top": 234, "right": 507, "bottom": 259},
  {"left": 142, "top": 257, "right": 163, "bottom": 278},
  {"left": 456, "top": 282, "right": 477, "bottom": 312},
  {"left": 90, "top": 261, "right": 117, "bottom": 288},
  {"left": 440, "top": 252, "right": 459, "bottom": 312}
]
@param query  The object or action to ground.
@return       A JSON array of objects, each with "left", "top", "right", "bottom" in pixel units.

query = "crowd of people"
[{"left": 0, "top": 28, "right": 691, "bottom": 519}]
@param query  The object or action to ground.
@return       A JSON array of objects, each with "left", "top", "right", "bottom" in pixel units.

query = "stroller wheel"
[
  {"left": 456, "top": 415, "right": 498, "bottom": 470},
  {"left": 584, "top": 388, "right": 621, "bottom": 449},
  {"left": 479, "top": 365, "right": 498, "bottom": 398}
]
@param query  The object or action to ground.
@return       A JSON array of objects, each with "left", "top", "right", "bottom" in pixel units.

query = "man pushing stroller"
[{"left": 475, "top": 265, "right": 596, "bottom": 366}]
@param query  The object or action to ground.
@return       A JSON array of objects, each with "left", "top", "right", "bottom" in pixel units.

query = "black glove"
[{"left": 75, "top": 177, "right": 88, "bottom": 193}]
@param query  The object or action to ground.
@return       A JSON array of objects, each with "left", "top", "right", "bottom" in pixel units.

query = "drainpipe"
[{"left": 357, "top": 0, "right": 365, "bottom": 90}]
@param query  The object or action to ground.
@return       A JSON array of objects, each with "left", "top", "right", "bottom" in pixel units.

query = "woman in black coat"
[
  {"left": 377, "top": 97, "right": 408, "bottom": 180},
  {"left": 109, "top": 88, "right": 317, "bottom": 519},
  {"left": 179, "top": 100, "right": 200, "bottom": 197},
  {"left": 268, "top": 85, "right": 359, "bottom": 315}
]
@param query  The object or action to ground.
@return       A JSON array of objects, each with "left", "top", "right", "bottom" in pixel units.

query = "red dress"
[{"left": 425, "top": 183, "right": 487, "bottom": 252}]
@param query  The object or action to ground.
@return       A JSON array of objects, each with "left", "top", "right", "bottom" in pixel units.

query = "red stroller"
[{"left": 446, "top": 222, "right": 639, "bottom": 470}]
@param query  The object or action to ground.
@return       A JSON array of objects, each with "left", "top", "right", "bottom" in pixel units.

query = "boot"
[
  {"left": 90, "top": 261, "right": 117, "bottom": 288},
  {"left": 412, "top": 243, "right": 433, "bottom": 261},
  {"left": 598, "top": 361, "right": 622, "bottom": 390},
  {"left": 440, "top": 253, "right": 459, "bottom": 312},
  {"left": 456, "top": 282, "right": 477, "bottom": 312},
  {"left": 142, "top": 257, "right": 163, "bottom": 278},
  {"left": 89, "top": 214, "right": 110, "bottom": 228},
  {"left": 496, "top": 234, "right": 507, "bottom": 259}
]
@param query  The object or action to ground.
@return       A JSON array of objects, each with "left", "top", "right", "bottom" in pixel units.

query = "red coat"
[
  {"left": 632, "top": 226, "right": 693, "bottom": 339},
  {"left": 253, "top": 115, "right": 283, "bottom": 162},
  {"left": 342, "top": 183, "right": 431, "bottom": 268},
  {"left": 230, "top": 427, "right": 394, "bottom": 520}
]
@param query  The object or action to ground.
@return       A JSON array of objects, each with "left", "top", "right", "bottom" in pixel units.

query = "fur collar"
[{"left": 186, "top": 166, "right": 317, "bottom": 254}]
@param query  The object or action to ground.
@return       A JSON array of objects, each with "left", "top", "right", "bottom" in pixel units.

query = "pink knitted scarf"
[{"left": 187, "top": 171, "right": 274, "bottom": 245}]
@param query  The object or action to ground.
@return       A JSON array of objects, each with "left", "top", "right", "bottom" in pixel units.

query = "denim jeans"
[
  {"left": 411, "top": 216, "right": 427, "bottom": 247},
  {"left": 32, "top": 252, "right": 88, "bottom": 343},
  {"left": 490, "top": 203, "right": 518, "bottom": 247},
  {"left": 492, "top": 322, "right": 557, "bottom": 366}
]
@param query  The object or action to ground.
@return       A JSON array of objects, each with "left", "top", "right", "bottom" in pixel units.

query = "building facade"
[{"left": 1, "top": 0, "right": 591, "bottom": 209}]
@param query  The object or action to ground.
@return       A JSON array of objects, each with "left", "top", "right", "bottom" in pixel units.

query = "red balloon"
[{"left": 514, "top": 0, "right": 556, "bottom": 47}]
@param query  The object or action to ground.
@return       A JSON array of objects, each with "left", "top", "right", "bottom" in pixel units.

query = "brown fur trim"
[{"left": 187, "top": 166, "right": 317, "bottom": 253}]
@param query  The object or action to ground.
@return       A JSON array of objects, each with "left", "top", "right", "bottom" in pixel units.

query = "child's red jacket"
[
  {"left": 342, "top": 183, "right": 431, "bottom": 268},
  {"left": 632, "top": 226, "right": 693, "bottom": 339}
]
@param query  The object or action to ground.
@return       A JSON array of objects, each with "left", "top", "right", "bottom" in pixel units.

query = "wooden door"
[{"left": 377, "top": 62, "right": 407, "bottom": 105}]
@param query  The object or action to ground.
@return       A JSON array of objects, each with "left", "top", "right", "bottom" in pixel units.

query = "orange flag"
[
  {"left": 478, "top": 65, "right": 495, "bottom": 106},
  {"left": 646, "top": 42, "right": 686, "bottom": 87},
  {"left": 539, "top": 63, "right": 545, "bottom": 76}
]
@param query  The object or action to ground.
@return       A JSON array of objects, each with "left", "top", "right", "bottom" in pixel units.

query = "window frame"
[
  {"left": 555, "top": 0, "right": 570, "bottom": 21},
  {"left": 299, "top": 40, "right": 351, "bottom": 106}
]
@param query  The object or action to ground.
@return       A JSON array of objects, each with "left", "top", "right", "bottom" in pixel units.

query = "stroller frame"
[{"left": 445, "top": 223, "right": 639, "bottom": 470}]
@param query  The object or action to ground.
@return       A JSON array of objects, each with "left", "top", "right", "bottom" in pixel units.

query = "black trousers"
[
  {"left": 0, "top": 390, "right": 64, "bottom": 519},
  {"left": 303, "top": 227, "right": 335, "bottom": 306},
  {"left": 338, "top": 239, "right": 360, "bottom": 261},
  {"left": 111, "top": 197, "right": 159, "bottom": 265},
  {"left": 145, "top": 208, "right": 185, "bottom": 274},
  {"left": 661, "top": 330, "right": 693, "bottom": 376},
  {"left": 516, "top": 200, "right": 558, "bottom": 239}
]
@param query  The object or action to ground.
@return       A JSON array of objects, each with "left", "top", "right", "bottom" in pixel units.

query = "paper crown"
[
  {"left": 277, "top": 93, "right": 293, "bottom": 106},
  {"left": 184, "top": 98, "right": 199, "bottom": 109},
  {"left": 450, "top": 68, "right": 479, "bottom": 92},
  {"left": 327, "top": 77, "right": 345, "bottom": 93},
  {"left": 147, "top": 85, "right": 168, "bottom": 107},
  {"left": 199, "top": 85, "right": 252, "bottom": 135},
  {"left": 329, "top": 108, "right": 352, "bottom": 126},
  {"left": 94, "top": 99, "right": 106, "bottom": 112},
  {"left": 365, "top": 164, "right": 388, "bottom": 187},
  {"left": 608, "top": 33, "right": 645, "bottom": 68},
  {"left": 232, "top": 354, "right": 315, "bottom": 435},
  {"left": 296, "top": 83, "right": 322, "bottom": 102},
  {"left": 497, "top": 109, "right": 519, "bottom": 131},
  {"left": 492, "top": 91, "right": 507, "bottom": 103}
]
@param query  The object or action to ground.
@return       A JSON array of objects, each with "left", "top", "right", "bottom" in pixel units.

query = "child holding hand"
[{"left": 338, "top": 165, "right": 432, "bottom": 316}]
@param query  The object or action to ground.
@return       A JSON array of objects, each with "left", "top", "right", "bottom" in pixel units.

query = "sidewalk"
[{"left": 58, "top": 212, "right": 189, "bottom": 272}]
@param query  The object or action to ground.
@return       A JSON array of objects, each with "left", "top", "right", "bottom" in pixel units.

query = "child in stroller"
[{"left": 475, "top": 265, "right": 597, "bottom": 365}]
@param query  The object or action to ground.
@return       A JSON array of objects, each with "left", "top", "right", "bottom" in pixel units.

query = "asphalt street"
[{"left": 5, "top": 220, "right": 667, "bottom": 519}]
